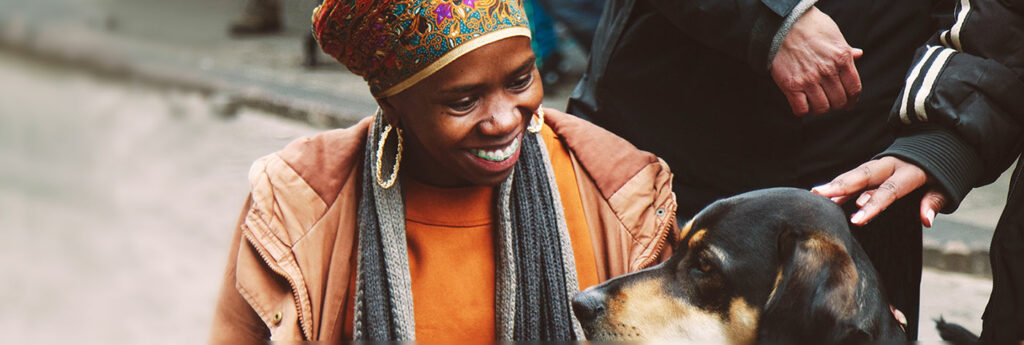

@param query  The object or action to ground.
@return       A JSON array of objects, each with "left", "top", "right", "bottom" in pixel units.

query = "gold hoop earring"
[
  {"left": 527, "top": 106, "right": 545, "bottom": 133},
  {"left": 375, "top": 123, "right": 403, "bottom": 188}
]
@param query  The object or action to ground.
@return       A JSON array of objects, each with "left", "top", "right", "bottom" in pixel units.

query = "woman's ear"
[{"left": 377, "top": 97, "right": 401, "bottom": 128}]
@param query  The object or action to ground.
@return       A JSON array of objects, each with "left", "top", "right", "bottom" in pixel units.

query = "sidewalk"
[{"left": 0, "top": 0, "right": 1005, "bottom": 278}]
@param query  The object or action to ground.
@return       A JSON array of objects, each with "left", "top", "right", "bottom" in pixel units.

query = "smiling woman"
[{"left": 208, "top": 0, "right": 679, "bottom": 343}]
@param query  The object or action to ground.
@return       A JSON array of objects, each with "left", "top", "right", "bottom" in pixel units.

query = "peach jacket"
[{"left": 208, "top": 110, "right": 678, "bottom": 343}]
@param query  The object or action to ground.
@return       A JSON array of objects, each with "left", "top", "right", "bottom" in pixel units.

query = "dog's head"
[{"left": 572, "top": 187, "right": 903, "bottom": 344}]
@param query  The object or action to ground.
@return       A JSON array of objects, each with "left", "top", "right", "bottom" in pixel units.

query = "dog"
[{"left": 572, "top": 187, "right": 906, "bottom": 344}]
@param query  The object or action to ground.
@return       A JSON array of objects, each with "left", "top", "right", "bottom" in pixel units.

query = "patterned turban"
[{"left": 312, "top": 0, "right": 531, "bottom": 98}]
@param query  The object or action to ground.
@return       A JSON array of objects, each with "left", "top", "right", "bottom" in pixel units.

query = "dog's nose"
[{"left": 572, "top": 288, "right": 607, "bottom": 323}]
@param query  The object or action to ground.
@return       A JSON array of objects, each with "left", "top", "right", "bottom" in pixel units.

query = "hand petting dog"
[{"left": 811, "top": 156, "right": 947, "bottom": 227}]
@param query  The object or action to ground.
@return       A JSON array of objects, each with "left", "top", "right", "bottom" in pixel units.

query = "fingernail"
[
  {"left": 830, "top": 196, "right": 843, "bottom": 203},
  {"left": 851, "top": 210, "right": 866, "bottom": 224},
  {"left": 812, "top": 184, "right": 830, "bottom": 194},
  {"left": 925, "top": 209, "right": 936, "bottom": 228},
  {"left": 856, "top": 193, "right": 871, "bottom": 207}
]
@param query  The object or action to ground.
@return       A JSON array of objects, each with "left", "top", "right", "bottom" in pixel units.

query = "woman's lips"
[
  {"left": 465, "top": 135, "right": 523, "bottom": 173},
  {"left": 469, "top": 137, "right": 520, "bottom": 162}
]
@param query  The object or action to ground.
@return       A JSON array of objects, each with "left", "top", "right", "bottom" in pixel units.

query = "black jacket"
[
  {"left": 878, "top": 0, "right": 1024, "bottom": 341},
  {"left": 569, "top": 0, "right": 951, "bottom": 218}
]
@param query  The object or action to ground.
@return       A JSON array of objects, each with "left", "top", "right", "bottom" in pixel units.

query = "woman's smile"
[
  {"left": 464, "top": 133, "right": 523, "bottom": 174},
  {"left": 470, "top": 136, "right": 520, "bottom": 162}
]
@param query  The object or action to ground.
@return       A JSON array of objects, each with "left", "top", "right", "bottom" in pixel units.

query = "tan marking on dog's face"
[
  {"left": 594, "top": 279, "right": 760, "bottom": 344},
  {"left": 677, "top": 219, "right": 695, "bottom": 243},
  {"left": 725, "top": 298, "right": 759, "bottom": 345},
  {"left": 688, "top": 229, "right": 707, "bottom": 250},
  {"left": 765, "top": 267, "right": 784, "bottom": 306},
  {"left": 599, "top": 278, "right": 729, "bottom": 343}
]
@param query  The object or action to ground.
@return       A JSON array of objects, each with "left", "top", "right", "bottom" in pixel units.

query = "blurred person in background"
[
  {"left": 567, "top": 0, "right": 954, "bottom": 338},
  {"left": 523, "top": 0, "right": 566, "bottom": 87},
  {"left": 813, "top": 0, "right": 1024, "bottom": 342},
  {"left": 229, "top": 0, "right": 321, "bottom": 67},
  {"left": 209, "top": 0, "right": 677, "bottom": 342},
  {"left": 228, "top": 0, "right": 282, "bottom": 35},
  {"left": 531, "top": 0, "right": 605, "bottom": 55}
]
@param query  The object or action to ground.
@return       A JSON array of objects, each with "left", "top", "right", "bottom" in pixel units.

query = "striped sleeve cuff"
[{"left": 875, "top": 125, "right": 982, "bottom": 213}]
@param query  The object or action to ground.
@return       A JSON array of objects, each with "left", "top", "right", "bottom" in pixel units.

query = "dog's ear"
[{"left": 757, "top": 229, "right": 870, "bottom": 345}]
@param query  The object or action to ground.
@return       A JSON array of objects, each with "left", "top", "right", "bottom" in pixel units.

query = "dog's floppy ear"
[{"left": 757, "top": 228, "right": 870, "bottom": 345}]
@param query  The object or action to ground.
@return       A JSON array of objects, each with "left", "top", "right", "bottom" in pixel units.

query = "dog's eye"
[{"left": 691, "top": 256, "right": 714, "bottom": 275}]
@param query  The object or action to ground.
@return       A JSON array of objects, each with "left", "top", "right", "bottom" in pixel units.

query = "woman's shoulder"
[
  {"left": 545, "top": 109, "right": 666, "bottom": 196},
  {"left": 249, "top": 116, "right": 373, "bottom": 205}
]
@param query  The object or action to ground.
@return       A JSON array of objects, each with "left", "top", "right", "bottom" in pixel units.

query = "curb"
[{"left": 923, "top": 239, "right": 991, "bottom": 278}]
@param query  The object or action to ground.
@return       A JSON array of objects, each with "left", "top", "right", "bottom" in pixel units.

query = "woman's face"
[{"left": 381, "top": 36, "right": 542, "bottom": 187}]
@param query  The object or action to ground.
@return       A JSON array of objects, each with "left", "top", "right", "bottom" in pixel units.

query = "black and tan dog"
[{"left": 572, "top": 187, "right": 905, "bottom": 344}]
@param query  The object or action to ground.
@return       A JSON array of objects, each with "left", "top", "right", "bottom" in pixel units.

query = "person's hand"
[
  {"left": 811, "top": 156, "right": 949, "bottom": 227},
  {"left": 771, "top": 6, "right": 864, "bottom": 116}
]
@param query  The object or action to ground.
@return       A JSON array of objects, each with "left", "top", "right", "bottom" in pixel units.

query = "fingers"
[
  {"left": 821, "top": 71, "right": 848, "bottom": 111},
  {"left": 812, "top": 159, "right": 896, "bottom": 198},
  {"left": 806, "top": 84, "right": 831, "bottom": 115},
  {"left": 850, "top": 164, "right": 928, "bottom": 225},
  {"left": 770, "top": 7, "right": 862, "bottom": 116},
  {"left": 851, "top": 48, "right": 864, "bottom": 59},
  {"left": 838, "top": 52, "right": 862, "bottom": 110},
  {"left": 919, "top": 189, "right": 947, "bottom": 227},
  {"left": 829, "top": 194, "right": 853, "bottom": 205},
  {"left": 855, "top": 190, "right": 875, "bottom": 207},
  {"left": 785, "top": 91, "right": 810, "bottom": 116}
]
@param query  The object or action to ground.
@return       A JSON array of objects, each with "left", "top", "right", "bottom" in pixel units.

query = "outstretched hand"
[
  {"left": 811, "top": 156, "right": 948, "bottom": 227},
  {"left": 771, "top": 6, "right": 863, "bottom": 116}
]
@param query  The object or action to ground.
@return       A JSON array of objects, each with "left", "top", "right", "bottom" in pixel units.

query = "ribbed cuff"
[{"left": 876, "top": 125, "right": 982, "bottom": 213}]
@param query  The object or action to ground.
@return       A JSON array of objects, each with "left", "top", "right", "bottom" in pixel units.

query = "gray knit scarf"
[{"left": 354, "top": 114, "right": 585, "bottom": 341}]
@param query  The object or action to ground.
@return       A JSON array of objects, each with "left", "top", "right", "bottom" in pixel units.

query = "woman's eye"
[
  {"left": 509, "top": 73, "right": 533, "bottom": 90},
  {"left": 448, "top": 97, "right": 477, "bottom": 113}
]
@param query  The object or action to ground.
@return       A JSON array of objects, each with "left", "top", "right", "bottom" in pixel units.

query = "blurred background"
[{"left": 0, "top": 0, "right": 1008, "bottom": 343}]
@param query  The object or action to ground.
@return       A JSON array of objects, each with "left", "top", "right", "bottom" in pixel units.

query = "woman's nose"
[{"left": 478, "top": 98, "right": 524, "bottom": 137}]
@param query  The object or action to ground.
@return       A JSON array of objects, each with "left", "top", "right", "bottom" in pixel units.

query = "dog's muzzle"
[{"left": 572, "top": 288, "right": 608, "bottom": 324}]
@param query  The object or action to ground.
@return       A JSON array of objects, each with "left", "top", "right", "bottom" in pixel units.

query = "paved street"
[
  {"left": 0, "top": 53, "right": 318, "bottom": 344},
  {"left": 0, "top": 52, "right": 996, "bottom": 343}
]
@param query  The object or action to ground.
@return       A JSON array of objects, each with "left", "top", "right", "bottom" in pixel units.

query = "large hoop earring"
[
  {"left": 527, "top": 106, "right": 545, "bottom": 133},
  {"left": 375, "top": 123, "right": 403, "bottom": 188}
]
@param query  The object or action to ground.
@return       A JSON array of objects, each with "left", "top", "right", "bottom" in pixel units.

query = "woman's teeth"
[{"left": 471, "top": 137, "right": 520, "bottom": 162}]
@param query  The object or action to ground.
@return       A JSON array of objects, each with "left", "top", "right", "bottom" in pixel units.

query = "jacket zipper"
[
  {"left": 241, "top": 224, "right": 313, "bottom": 339},
  {"left": 637, "top": 206, "right": 677, "bottom": 269}
]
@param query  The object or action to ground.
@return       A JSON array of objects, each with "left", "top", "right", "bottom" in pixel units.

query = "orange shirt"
[{"left": 342, "top": 127, "right": 598, "bottom": 341}]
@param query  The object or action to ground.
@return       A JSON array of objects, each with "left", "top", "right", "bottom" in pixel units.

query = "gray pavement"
[{"left": 0, "top": 52, "right": 319, "bottom": 345}]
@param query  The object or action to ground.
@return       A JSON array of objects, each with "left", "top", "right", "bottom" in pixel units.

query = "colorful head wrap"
[{"left": 312, "top": 0, "right": 531, "bottom": 98}]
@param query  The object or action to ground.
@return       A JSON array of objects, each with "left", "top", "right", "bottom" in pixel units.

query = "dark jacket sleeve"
[
  {"left": 879, "top": 0, "right": 1024, "bottom": 212},
  {"left": 644, "top": 0, "right": 807, "bottom": 71}
]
